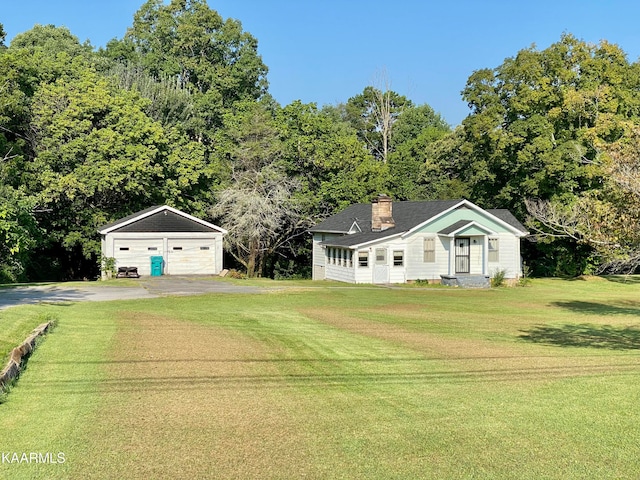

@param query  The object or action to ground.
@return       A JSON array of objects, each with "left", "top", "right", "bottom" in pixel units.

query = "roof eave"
[
  {"left": 309, "top": 229, "right": 350, "bottom": 235},
  {"left": 322, "top": 231, "right": 406, "bottom": 249}
]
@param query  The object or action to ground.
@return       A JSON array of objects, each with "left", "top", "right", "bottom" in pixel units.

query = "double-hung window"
[
  {"left": 488, "top": 238, "right": 499, "bottom": 262},
  {"left": 423, "top": 237, "right": 436, "bottom": 263},
  {"left": 393, "top": 250, "right": 404, "bottom": 267}
]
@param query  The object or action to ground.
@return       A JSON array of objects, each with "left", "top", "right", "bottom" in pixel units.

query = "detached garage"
[{"left": 98, "top": 205, "right": 227, "bottom": 279}]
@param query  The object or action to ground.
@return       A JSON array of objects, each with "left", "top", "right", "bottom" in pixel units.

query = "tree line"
[{"left": 1, "top": 0, "right": 639, "bottom": 281}]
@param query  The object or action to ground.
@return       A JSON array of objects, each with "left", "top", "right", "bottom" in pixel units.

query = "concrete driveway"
[{"left": 0, "top": 276, "right": 271, "bottom": 310}]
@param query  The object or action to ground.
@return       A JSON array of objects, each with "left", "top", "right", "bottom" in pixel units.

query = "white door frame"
[{"left": 373, "top": 247, "right": 390, "bottom": 284}]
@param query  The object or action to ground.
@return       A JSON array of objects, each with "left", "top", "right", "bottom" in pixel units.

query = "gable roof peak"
[{"left": 97, "top": 205, "right": 227, "bottom": 235}]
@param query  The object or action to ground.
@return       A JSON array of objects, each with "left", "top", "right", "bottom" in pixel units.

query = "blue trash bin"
[{"left": 150, "top": 256, "right": 164, "bottom": 276}]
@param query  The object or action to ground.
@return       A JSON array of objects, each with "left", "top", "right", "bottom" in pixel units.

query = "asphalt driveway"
[{"left": 0, "top": 276, "right": 271, "bottom": 310}]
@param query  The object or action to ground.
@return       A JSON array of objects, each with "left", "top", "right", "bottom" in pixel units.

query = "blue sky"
[{"left": 3, "top": 1, "right": 640, "bottom": 126}]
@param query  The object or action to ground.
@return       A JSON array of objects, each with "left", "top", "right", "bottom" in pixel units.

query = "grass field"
[{"left": 1, "top": 277, "right": 639, "bottom": 479}]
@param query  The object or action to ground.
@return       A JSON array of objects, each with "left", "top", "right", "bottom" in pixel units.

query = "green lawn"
[
  {"left": 1, "top": 278, "right": 639, "bottom": 479},
  {"left": 0, "top": 307, "right": 56, "bottom": 368}
]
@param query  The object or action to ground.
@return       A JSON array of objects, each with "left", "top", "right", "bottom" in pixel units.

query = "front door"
[
  {"left": 373, "top": 248, "right": 390, "bottom": 283},
  {"left": 455, "top": 238, "right": 470, "bottom": 274}
]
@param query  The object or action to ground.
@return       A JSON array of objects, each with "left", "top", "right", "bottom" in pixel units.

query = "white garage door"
[
  {"left": 113, "top": 238, "right": 163, "bottom": 276},
  {"left": 166, "top": 238, "right": 216, "bottom": 275}
]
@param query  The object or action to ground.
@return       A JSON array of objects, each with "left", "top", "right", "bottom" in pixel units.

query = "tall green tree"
[
  {"left": 459, "top": 34, "right": 639, "bottom": 215},
  {"left": 106, "top": 63, "right": 195, "bottom": 127},
  {"left": 0, "top": 25, "right": 47, "bottom": 280},
  {"left": 10, "top": 24, "right": 93, "bottom": 59},
  {"left": 386, "top": 104, "right": 450, "bottom": 200},
  {"left": 105, "top": 0, "right": 268, "bottom": 139},
  {"left": 345, "top": 86, "right": 412, "bottom": 163},
  {"left": 210, "top": 100, "right": 310, "bottom": 277},
  {"left": 281, "top": 101, "right": 388, "bottom": 214},
  {"left": 0, "top": 185, "right": 38, "bottom": 283},
  {"left": 452, "top": 34, "right": 640, "bottom": 274},
  {"left": 27, "top": 66, "right": 210, "bottom": 269},
  {"left": 527, "top": 123, "right": 640, "bottom": 273}
]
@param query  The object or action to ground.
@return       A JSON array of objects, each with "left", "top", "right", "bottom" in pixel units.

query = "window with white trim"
[
  {"left": 488, "top": 238, "right": 499, "bottom": 262},
  {"left": 358, "top": 251, "right": 369, "bottom": 267},
  {"left": 393, "top": 250, "right": 404, "bottom": 267},
  {"left": 423, "top": 237, "right": 435, "bottom": 263}
]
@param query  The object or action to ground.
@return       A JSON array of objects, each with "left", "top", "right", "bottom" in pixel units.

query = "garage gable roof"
[{"left": 97, "top": 206, "right": 227, "bottom": 235}]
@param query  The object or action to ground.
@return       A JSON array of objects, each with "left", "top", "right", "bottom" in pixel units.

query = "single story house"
[
  {"left": 98, "top": 205, "right": 227, "bottom": 278},
  {"left": 309, "top": 195, "right": 528, "bottom": 285}
]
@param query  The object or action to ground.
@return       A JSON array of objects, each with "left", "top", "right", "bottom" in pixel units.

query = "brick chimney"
[{"left": 371, "top": 194, "right": 395, "bottom": 231}]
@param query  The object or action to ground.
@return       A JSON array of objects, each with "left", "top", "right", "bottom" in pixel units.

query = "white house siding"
[
  {"left": 405, "top": 234, "right": 449, "bottom": 281},
  {"left": 325, "top": 232, "right": 521, "bottom": 284},
  {"left": 354, "top": 268, "right": 371, "bottom": 283},
  {"left": 312, "top": 233, "right": 342, "bottom": 280},
  {"left": 325, "top": 263, "right": 356, "bottom": 283},
  {"left": 411, "top": 210, "right": 524, "bottom": 280},
  {"left": 487, "top": 233, "right": 521, "bottom": 278},
  {"left": 312, "top": 202, "right": 525, "bottom": 285},
  {"left": 354, "top": 250, "right": 372, "bottom": 283},
  {"left": 378, "top": 238, "right": 406, "bottom": 284},
  {"left": 351, "top": 238, "right": 407, "bottom": 284}
]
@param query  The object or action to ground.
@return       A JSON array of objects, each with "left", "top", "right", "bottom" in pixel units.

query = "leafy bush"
[
  {"left": 227, "top": 269, "right": 247, "bottom": 279},
  {"left": 273, "top": 260, "right": 311, "bottom": 280},
  {"left": 101, "top": 256, "right": 117, "bottom": 279},
  {"left": 491, "top": 269, "right": 507, "bottom": 288}
]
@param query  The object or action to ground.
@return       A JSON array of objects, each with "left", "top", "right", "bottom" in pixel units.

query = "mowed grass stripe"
[
  {"left": 0, "top": 302, "right": 121, "bottom": 480},
  {"left": 72, "top": 311, "right": 322, "bottom": 479}
]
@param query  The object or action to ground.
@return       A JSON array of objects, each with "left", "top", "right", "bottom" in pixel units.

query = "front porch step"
[{"left": 440, "top": 274, "right": 490, "bottom": 289}]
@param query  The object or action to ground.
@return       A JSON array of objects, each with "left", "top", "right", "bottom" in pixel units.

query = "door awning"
[{"left": 438, "top": 220, "right": 496, "bottom": 237}]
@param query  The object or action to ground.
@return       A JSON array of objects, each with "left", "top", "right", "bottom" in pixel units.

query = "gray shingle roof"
[
  {"left": 485, "top": 209, "right": 527, "bottom": 232},
  {"left": 310, "top": 199, "right": 461, "bottom": 233},
  {"left": 312, "top": 199, "right": 527, "bottom": 248},
  {"left": 97, "top": 206, "right": 163, "bottom": 232},
  {"left": 97, "top": 205, "right": 225, "bottom": 234},
  {"left": 438, "top": 219, "right": 476, "bottom": 235}
]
